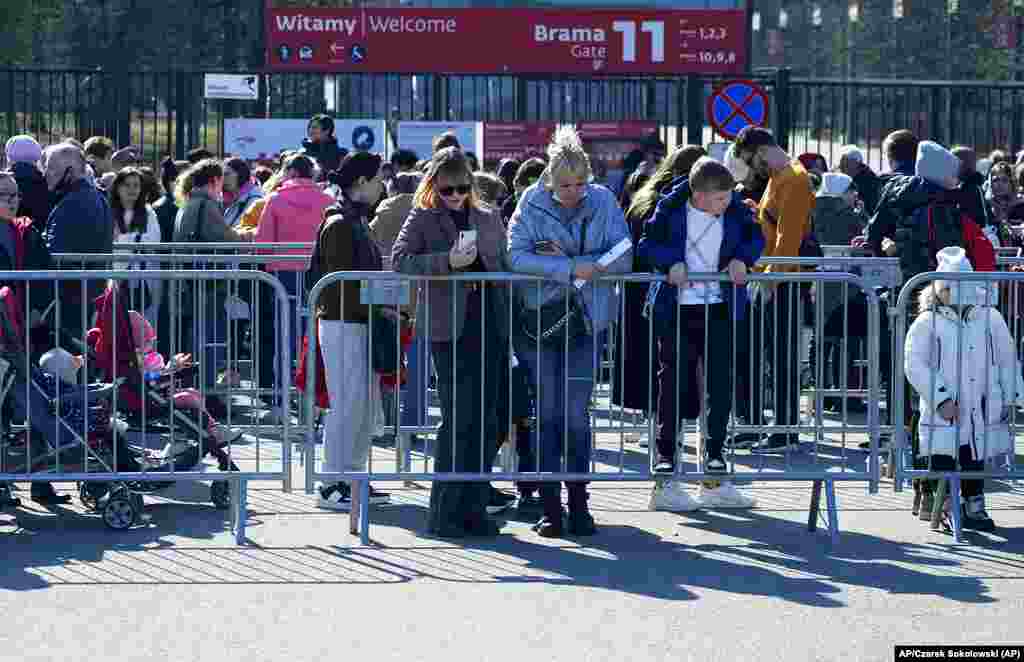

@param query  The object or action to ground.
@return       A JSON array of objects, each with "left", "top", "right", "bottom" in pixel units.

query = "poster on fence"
[
  {"left": 223, "top": 118, "right": 387, "bottom": 161},
  {"left": 397, "top": 122, "right": 481, "bottom": 161},
  {"left": 482, "top": 122, "right": 557, "bottom": 163}
]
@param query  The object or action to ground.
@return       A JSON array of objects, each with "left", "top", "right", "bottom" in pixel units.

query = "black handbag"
[
  {"left": 522, "top": 217, "right": 592, "bottom": 346},
  {"left": 371, "top": 309, "right": 401, "bottom": 374}
]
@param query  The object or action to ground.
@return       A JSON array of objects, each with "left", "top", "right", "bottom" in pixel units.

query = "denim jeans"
[
  {"left": 515, "top": 330, "right": 602, "bottom": 476},
  {"left": 400, "top": 331, "right": 428, "bottom": 432},
  {"left": 259, "top": 270, "right": 301, "bottom": 408}
]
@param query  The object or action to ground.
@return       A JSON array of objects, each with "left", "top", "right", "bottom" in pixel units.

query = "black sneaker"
[
  {"left": 486, "top": 488, "right": 517, "bottom": 514},
  {"left": 654, "top": 456, "right": 675, "bottom": 474},
  {"left": 369, "top": 486, "right": 391, "bottom": 505},
  {"left": 317, "top": 483, "right": 351, "bottom": 511},
  {"left": 751, "top": 434, "right": 799, "bottom": 454}
]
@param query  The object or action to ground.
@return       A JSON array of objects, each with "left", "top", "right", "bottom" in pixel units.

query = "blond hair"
[
  {"left": 541, "top": 125, "right": 592, "bottom": 189},
  {"left": 413, "top": 147, "right": 481, "bottom": 210}
]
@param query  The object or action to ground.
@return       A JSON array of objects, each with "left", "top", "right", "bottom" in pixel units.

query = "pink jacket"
[{"left": 255, "top": 178, "right": 334, "bottom": 271}]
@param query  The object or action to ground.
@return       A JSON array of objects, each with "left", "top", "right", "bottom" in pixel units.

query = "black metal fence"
[{"left": 1, "top": 67, "right": 1021, "bottom": 167}]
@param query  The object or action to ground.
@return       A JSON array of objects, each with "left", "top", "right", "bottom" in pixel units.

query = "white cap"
[
  {"left": 935, "top": 246, "right": 978, "bottom": 305},
  {"left": 817, "top": 172, "right": 854, "bottom": 198},
  {"left": 724, "top": 143, "right": 750, "bottom": 183},
  {"left": 839, "top": 145, "right": 864, "bottom": 164}
]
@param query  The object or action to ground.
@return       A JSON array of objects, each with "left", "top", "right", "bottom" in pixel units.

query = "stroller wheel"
[
  {"left": 102, "top": 496, "right": 137, "bottom": 530},
  {"left": 210, "top": 481, "right": 231, "bottom": 510}
]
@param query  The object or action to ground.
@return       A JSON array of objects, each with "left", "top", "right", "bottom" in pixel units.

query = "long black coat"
[{"left": 611, "top": 205, "right": 656, "bottom": 412}]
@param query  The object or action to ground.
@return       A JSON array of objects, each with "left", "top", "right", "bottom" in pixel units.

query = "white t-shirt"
[{"left": 678, "top": 202, "right": 724, "bottom": 306}]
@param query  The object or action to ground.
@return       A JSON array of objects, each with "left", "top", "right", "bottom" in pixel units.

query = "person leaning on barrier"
[
  {"left": 507, "top": 126, "right": 631, "bottom": 538},
  {"left": 637, "top": 157, "right": 764, "bottom": 509},
  {"left": 393, "top": 147, "right": 509, "bottom": 538},
  {"left": 904, "top": 247, "right": 1023, "bottom": 533},
  {"left": 312, "top": 151, "right": 392, "bottom": 512},
  {"left": 732, "top": 127, "right": 815, "bottom": 454},
  {"left": 0, "top": 170, "right": 67, "bottom": 505}
]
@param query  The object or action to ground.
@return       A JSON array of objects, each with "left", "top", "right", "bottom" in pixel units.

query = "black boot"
[
  {"left": 566, "top": 483, "right": 596, "bottom": 536},
  {"left": 533, "top": 483, "right": 564, "bottom": 538},
  {"left": 427, "top": 483, "right": 466, "bottom": 538}
]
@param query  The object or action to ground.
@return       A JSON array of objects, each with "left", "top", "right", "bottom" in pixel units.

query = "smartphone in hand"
[{"left": 458, "top": 230, "right": 477, "bottom": 250}]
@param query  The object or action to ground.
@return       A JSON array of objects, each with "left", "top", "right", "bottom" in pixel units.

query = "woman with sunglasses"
[{"left": 393, "top": 147, "right": 509, "bottom": 538}]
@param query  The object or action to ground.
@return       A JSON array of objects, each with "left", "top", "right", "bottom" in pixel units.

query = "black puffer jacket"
[
  {"left": 11, "top": 162, "right": 50, "bottom": 233},
  {"left": 867, "top": 175, "right": 964, "bottom": 281}
]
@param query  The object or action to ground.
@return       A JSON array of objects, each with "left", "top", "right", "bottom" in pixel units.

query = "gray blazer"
[{"left": 392, "top": 204, "right": 510, "bottom": 343}]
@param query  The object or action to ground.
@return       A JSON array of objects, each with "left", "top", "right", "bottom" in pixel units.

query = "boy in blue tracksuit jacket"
[{"left": 637, "top": 158, "right": 764, "bottom": 474}]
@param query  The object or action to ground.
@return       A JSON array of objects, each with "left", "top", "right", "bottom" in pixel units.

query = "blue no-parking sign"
[{"left": 707, "top": 79, "right": 768, "bottom": 140}]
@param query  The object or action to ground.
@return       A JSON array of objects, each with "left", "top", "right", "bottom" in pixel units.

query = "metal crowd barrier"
[
  {"left": 891, "top": 270, "right": 1024, "bottom": 543},
  {"left": 0, "top": 271, "right": 293, "bottom": 544},
  {"left": 305, "top": 270, "right": 881, "bottom": 545},
  {"left": 114, "top": 242, "right": 313, "bottom": 254}
]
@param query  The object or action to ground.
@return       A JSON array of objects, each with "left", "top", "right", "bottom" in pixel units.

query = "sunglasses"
[
  {"left": 438, "top": 184, "right": 472, "bottom": 197},
  {"left": 0, "top": 192, "right": 19, "bottom": 203}
]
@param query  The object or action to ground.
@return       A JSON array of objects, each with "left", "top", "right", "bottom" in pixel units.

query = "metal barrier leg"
[
  {"left": 233, "top": 477, "right": 248, "bottom": 545},
  {"left": 824, "top": 478, "right": 840, "bottom": 545},
  {"left": 808, "top": 479, "right": 823, "bottom": 532},
  {"left": 949, "top": 477, "right": 964, "bottom": 544},
  {"left": 359, "top": 479, "right": 371, "bottom": 545},
  {"left": 349, "top": 480, "right": 359, "bottom": 536}
]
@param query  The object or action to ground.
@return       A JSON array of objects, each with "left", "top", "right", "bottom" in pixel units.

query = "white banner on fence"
[
  {"left": 204, "top": 74, "right": 259, "bottom": 101},
  {"left": 397, "top": 122, "right": 481, "bottom": 161},
  {"left": 224, "top": 118, "right": 387, "bottom": 160}
]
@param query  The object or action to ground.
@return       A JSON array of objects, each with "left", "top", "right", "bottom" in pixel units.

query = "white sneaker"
[
  {"left": 698, "top": 481, "right": 757, "bottom": 508},
  {"left": 649, "top": 480, "right": 701, "bottom": 512}
]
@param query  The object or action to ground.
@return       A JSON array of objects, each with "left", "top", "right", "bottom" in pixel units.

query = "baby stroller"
[
  {"left": 0, "top": 286, "right": 140, "bottom": 529},
  {"left": 74, "top": 284, "right": 241, "bottom": 526}
]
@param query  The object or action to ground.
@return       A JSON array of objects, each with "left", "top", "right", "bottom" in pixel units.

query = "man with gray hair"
[
  {"left": 43, "top": 142, "right": 113, "bottom": 256},
  {"left": 838, "top": 144, "right": 881, "bottom": 216},
  {"left": 42, "top": 143, "right": 114, "bottom": 348}
]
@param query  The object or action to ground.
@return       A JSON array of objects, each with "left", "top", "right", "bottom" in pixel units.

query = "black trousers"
[
  {"left": 427, "top": 291, "right": 501, "bottom": 533},
  {"left": 656, "top": 302, "right": 732, "bottom": 460},
  {"left": 748, "top": 283, "right": 802, "bottom": 430}
]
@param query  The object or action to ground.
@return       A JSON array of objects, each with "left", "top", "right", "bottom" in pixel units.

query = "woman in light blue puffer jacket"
[{"left": 507, "top": 125, "right": 631, "bottom": 539}]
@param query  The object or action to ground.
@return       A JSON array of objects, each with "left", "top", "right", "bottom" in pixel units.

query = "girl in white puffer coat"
[{"left": 905, "top": 247, "right": 1024, "bottom": 532}]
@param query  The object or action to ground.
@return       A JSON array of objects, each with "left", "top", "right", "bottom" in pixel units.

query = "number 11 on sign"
[{"left": 613, "top": 20, "right": 665, "bottom": 64}]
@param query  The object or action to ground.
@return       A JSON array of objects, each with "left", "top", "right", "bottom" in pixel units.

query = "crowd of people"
[{"left": 2, "top": 111, "right": 1023, "bottom": 538}]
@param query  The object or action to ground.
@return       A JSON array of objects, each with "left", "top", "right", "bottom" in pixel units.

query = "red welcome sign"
[{"left": 266, "top": 8, "right": 747, "bottom": 75}]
